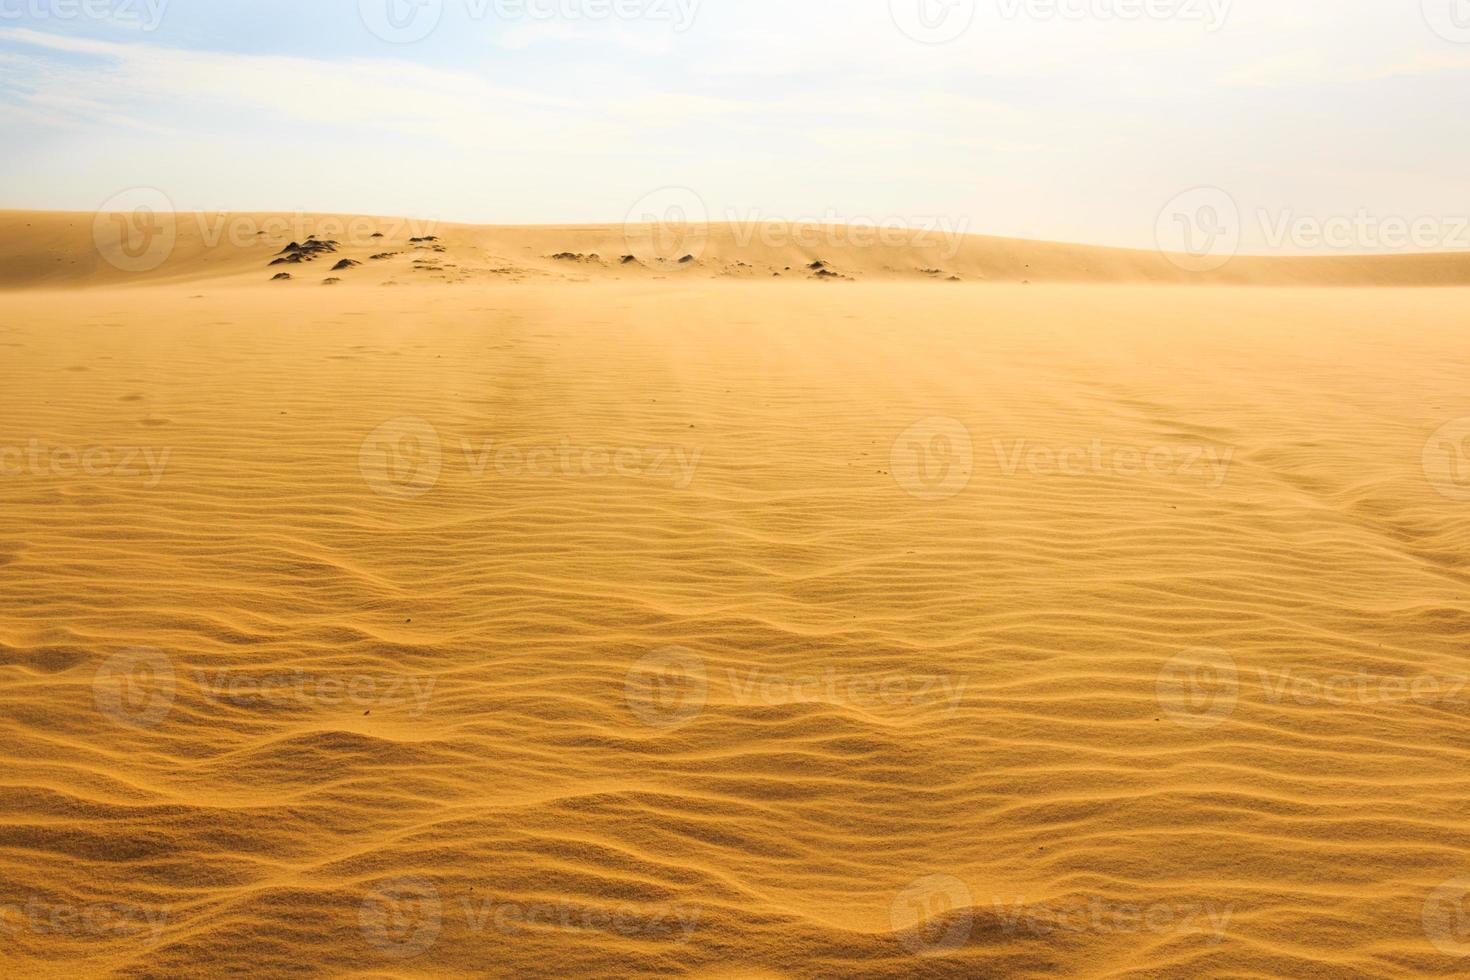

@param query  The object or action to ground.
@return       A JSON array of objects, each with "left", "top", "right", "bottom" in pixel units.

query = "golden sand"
[{"left": 1, "top": 212, "right": 1468, "bottom": 977}]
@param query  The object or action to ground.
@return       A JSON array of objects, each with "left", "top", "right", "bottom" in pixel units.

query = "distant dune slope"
[{"left": 5, "top": 210, "right": 1470, "bottom": 289}]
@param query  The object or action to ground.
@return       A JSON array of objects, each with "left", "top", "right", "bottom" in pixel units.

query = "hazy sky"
[{"left": 2, "top": 0, "right": 1468, "bottom": 250}]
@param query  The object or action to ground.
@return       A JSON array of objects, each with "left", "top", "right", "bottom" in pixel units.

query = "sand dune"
[
  {"left": 1, "top": 213, "right": 1469, "bottom": 977},
  {"left": 8, "top": 209, "right": 1470, "bottom": 291}
]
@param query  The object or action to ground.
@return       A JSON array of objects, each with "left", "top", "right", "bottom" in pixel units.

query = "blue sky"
[{"left": 2, "top": 0, "right": 1468, "bottom": 249}]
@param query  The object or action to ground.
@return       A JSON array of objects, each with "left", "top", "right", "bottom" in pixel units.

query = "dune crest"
[{"left": 6, "top": 210, "right": 1470, "bottom": 291}]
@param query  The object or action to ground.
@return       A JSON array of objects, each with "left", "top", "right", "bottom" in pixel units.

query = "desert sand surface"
[{"left": 1, "top": 212, "right": 1469, "bottom": 978}]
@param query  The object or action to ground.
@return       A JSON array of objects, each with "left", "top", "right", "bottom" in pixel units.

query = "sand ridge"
[
  {"left": 7, "top": 210, "right": 1470, "bottom": 291},
  {"left": 1, "top": 216, "right": 1469, "bottom": 977}
]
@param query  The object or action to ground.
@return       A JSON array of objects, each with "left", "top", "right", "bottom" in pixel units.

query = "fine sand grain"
[{"left": 1, "top": 213, "right": 1468, "bottom": 977}]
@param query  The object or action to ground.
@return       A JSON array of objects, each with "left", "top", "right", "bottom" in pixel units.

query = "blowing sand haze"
[{"left": 3, "top": 3, "right": 1470, "bottom": 978}]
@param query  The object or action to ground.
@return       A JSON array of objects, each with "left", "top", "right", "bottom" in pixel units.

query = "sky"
[{"left": 1, "top": 0, "right": 1468, "bottom": 251}]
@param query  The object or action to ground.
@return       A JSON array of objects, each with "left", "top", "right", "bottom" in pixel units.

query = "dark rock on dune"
[
  {"left": 370, "top": 253, "right": 396, "bottom": 260},
  {"left": 678, "top": 254, "right": 696, "bottom": 264},
  {"left": 271, "top": 272, "right": 292, "bottom": 281},
  {"left": 331, "top": 259, "right": 361, "bottom": 271},
  {"left": 270, "top": 239, "right": 339, "bottom": 267},
  {"left": 620, "top": 255, "right": 637, "bottom": 264},
  {"left": 322, "top": 277, "right": 341, "bottom": 285},
  {"left": 370, "top": 232, "right": 384, "bottom": 238},
  {"left": 551, "top": 252, "right": 581, "bottom": 261},
  {"left": 409, "top": 236, "right": 439, "bottom": 243},
  {"left": 808, "top": 260, "right": 826, "bottom": 270},
  {"left": 814, "top": 268, "right": 840, "bottom": 278}
]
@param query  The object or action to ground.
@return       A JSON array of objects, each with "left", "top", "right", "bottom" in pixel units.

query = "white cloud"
[{"left": 2, "top": 0, "right": 1468, "bottom": 247}]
